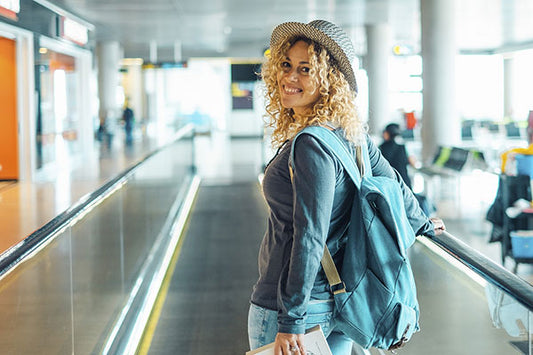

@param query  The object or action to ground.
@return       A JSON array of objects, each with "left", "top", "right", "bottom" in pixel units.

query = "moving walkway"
[{"left": 0, "top": 126, "right": 531, "bottom": 355}]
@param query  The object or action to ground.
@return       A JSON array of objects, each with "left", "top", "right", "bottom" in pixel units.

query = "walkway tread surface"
[{"left": 147, "top": 181, "right": 267, "bottom": 355}]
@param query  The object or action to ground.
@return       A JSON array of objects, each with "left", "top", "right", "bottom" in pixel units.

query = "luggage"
[
  {"left": 510, "top": 230, "right": 533, "bottom": 258},
  {"left": 515, "top": 154, "right": 533, "bottom": 179}
]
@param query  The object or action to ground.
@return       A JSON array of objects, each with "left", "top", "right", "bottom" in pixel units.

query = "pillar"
[
  {"left": 365, "top": 23, "right": 391, "bottom": 135},
  {"left": 420, "top": 0, "right": 460, "bottom": 163},
  {"left": 503, "top": 56, "right": 515, "bottom": 120},
  {"left": 96, "top": 41, "right": 121, "bottom": 132}
]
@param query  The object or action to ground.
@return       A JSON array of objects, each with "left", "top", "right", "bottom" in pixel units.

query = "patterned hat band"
[{"left": 270, "top": 20, "right": 357, "bottom": 93}]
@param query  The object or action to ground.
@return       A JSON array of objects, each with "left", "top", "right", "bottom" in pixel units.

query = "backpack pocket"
[
  {"left": 334, "top": 269, "right": 394, "bottom": 348},
  {"left": 374, "top": 302, "right": 418, "bottom": 349}
]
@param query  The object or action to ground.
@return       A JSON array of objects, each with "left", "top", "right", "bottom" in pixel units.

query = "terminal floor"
[{"left": 0, "top": 132, "right": 531, "bottom": 354}]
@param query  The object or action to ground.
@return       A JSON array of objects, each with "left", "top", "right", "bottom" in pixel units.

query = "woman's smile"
[
  {"left": 277, "top": 40, "right": 320, "bottom": 115},
  {"left": 282, "top": 85, "right": 303, "bottom": 95}
]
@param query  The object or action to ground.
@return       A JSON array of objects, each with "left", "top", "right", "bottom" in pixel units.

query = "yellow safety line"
[{"left": 136, "top": 205, "right": 195, "bottom": 354}]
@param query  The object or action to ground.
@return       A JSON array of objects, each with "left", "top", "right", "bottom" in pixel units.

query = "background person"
[
  {"left": 379, "top": 123, "right": 435, "bottom": 216},
  {"left": 122, "top": 102, "right": 134, "bottom": 146},
  {"left": 378, "top": 123, "right": 415, "bottom": 189}
]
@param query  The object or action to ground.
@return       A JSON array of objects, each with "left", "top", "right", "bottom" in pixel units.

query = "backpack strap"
[
  {"left": 289, "top": 126, "right": 369, "bottom": 295},
  {"left": 290, "top": 126, "right": 365, "bottom": 188},
  {"left": 356, "top": 136, "right": 372, "bottom": 178}
]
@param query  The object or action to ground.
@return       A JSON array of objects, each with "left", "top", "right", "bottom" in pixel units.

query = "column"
[
  {"left": 365, "top": 23, "right": 391, "bottom": 135},
  {"left": 503, "top": 56, "right": 515, "bottom": 120},
  {"left": 96, "top": 41, "right": 122, "bottom": 143},
  {"left": 420, "top": 0, "right": 460, "bottom": 164}
]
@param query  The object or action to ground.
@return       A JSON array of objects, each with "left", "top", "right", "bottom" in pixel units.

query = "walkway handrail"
[
  {"left": 0, "top": 124, "right": 195, "bottom": 280},
  {"left": 427, "top": 230, "right": 533, "bottom": 312}
]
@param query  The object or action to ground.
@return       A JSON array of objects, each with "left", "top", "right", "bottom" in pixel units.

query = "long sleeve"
[{"left": 277, "top": 134, "right": 337, "bottom": 334}]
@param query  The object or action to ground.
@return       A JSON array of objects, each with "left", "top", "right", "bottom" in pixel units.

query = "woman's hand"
[
  {"left": 273, "top": 332, "right": 305, "bottom": 355},
  {"left": 430, "top": 217, "right": 445, "bottom": 235}
]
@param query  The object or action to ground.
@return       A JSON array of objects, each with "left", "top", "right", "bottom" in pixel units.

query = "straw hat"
[{"left": 270, "top": 20, "right": 357, "bottom": 93}]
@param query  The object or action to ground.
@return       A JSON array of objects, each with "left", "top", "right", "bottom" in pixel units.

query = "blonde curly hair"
[{"left": 262, "top": 36, "right": 367, "bottom": 148}]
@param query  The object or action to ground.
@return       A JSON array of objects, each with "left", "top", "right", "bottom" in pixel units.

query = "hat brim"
[{"left": 270, "top": 21, "right": 357, "bottom": 93}]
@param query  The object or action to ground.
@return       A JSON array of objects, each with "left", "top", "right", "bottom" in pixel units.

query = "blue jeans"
[{"left": 248, "top": 299, "right": 354, "bottom": 355}]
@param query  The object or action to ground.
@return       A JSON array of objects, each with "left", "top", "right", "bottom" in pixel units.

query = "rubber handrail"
[{"left": 430, "top": 230, "right": 533, "bottom": 312}]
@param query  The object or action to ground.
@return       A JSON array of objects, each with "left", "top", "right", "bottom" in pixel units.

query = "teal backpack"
[{"left": 290, "top": 126, "right": 420, "bottom": 350}]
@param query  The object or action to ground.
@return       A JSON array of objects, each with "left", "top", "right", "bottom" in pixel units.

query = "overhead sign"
[
  {"left": 0, "top": 0, "right": 20, "bottom": 20},
  {"left": 60, "top": 16, "right": 88, "bottom": 46}
]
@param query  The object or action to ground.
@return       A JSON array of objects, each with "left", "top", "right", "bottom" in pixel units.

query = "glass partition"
[{"left": 0, "top": 131, "right": 195, "bottom": 353}]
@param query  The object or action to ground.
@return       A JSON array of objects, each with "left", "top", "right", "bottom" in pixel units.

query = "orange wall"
[{"left": 0, "top": 37, "right": 18, "bottom": 180}]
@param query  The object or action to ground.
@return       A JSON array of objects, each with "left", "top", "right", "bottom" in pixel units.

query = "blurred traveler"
[
  {"left": 122, "top": 102, "right": 134, "bottom": 146},
  {"left": 378, "top": 123, "right": 415, "bottom": 189}
]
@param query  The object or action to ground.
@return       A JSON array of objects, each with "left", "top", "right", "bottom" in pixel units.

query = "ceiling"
[{"left": 47, "top": 0, "right": 533, "bottom": 62}]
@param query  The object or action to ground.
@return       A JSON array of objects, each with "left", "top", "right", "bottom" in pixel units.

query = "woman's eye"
[
  {"left": 281, "top": 61, "right": 291, "bottom": 70},
  {"left": 300, "top": 67, "right": 311, "bottom": 74}
]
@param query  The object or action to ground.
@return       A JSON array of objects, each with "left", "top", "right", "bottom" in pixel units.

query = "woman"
[{"left": 248, "top": 20, "right": 445, "bottom": 355}]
